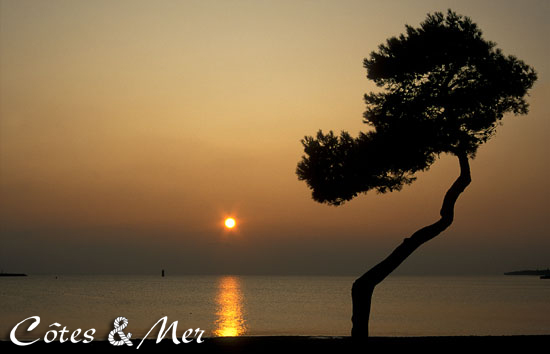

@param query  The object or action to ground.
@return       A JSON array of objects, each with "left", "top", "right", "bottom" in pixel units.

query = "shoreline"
[{"left": 3, "top": 335, "right": 549, "bottom": 352}]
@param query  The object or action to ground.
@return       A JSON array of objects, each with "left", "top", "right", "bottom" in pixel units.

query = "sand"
[{"left": 2, "top": 335, "right": 549, "bottom": 353}]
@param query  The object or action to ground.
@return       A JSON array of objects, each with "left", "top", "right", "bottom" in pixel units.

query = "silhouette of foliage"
[{"left": 297, "top": 10, "right": 537, "bottom": 206}]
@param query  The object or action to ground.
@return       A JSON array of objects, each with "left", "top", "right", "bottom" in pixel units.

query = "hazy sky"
[{"left": 1, "top": 0, "right": 548, "bottom": 275}]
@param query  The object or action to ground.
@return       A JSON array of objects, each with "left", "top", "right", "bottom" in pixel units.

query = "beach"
[{"left": 3, "top": 336, "right": 549, "bottom": 353}]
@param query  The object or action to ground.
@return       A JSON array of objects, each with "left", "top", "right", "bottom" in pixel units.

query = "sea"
[{"left": 1, "top": 275, "right": 549, "bottom": 340}]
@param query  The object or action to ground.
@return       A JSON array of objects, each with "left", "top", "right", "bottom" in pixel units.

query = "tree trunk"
[{"left": 351, "top": 153, "right": 471, "bottom": 339}]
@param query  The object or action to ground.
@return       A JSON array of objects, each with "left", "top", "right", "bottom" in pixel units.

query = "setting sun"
[{"left": 224, "top": 217, "right": 236, "bottom": 229}]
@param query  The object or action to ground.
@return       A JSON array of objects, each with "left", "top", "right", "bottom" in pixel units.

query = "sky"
[{"left": 1, "top": 0, "right": 548, "bottom": 276}]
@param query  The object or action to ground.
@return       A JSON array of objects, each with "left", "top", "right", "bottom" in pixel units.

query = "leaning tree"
[{"left": 296, "top": 10, "right": 536, "bottom": 338}]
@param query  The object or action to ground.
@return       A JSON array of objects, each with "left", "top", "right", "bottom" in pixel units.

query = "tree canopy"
[{"left": 296, "top": 10, "right": 537, "bottom": 206}]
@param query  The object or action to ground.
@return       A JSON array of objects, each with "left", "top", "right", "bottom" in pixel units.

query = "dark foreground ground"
[{"left": 3, "top": 336, "right": 549, "bottom": 353}]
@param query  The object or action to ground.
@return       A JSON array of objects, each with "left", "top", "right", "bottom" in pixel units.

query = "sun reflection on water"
[{"left": 214, "top": 276, "right": 247, "bottom": 337}]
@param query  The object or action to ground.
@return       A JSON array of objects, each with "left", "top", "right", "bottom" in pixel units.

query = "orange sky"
[{"left": 1, "top": 0, "right": 548, "bottom": 275}]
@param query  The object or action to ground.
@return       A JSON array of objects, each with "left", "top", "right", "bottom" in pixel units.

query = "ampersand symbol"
[{"left": 108, "top": 316, "right": 133, "bottom": 347}]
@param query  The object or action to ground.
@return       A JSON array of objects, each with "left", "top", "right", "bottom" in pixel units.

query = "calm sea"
[{"left": 1, "top": 275, "right": 549, "bottom": 340}]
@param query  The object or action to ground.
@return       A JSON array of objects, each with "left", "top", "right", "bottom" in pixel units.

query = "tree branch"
[{"left": 357, "top": 153, "right": 471, "bottom": 286}]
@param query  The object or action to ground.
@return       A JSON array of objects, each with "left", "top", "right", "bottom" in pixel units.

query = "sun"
[{"left": 224, "top": 217, "right": 236, "bottom": 229}]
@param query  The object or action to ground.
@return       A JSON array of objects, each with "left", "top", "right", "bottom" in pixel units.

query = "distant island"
[
  {"left": 504, "top": 269, "right": 550, "bottom": 276},
  {"left": 0, "top": 272, "right": 27, "bottom": 277}
]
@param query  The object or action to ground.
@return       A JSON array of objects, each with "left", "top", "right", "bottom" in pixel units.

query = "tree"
[{"left": 296, "top": 10, "right": 537, "bottom": 339}]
